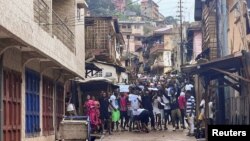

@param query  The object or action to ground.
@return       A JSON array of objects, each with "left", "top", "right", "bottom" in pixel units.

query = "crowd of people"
[{"left": 82, "top": 76, "right": 205, "bottom": 137}]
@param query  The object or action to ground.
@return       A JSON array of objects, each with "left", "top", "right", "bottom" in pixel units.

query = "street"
[
  {"left": 1, "top": 0, "right": 250, "bottom": 141},
  {"left": 99, "top": 128, "right": 196, "bottom": 141}
]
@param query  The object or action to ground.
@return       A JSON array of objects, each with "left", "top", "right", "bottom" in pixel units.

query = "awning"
[
  {"left": 181, "top": 52, "right": 243, "bottom": 80},
  {"left": 77, "top": 77, "right": 119, "bottom": 89},
  {"left": 77, "top": 77, "right": 112, "bottom": 84}
]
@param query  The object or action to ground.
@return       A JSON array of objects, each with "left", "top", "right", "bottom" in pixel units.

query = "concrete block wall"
[{"left": 0, "top": 0, "right": 85, "bottom": 78}]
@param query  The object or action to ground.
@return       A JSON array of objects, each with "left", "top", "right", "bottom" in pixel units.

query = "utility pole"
[{"left": 177, "top": 0, "right": 183, "bottom": 65}]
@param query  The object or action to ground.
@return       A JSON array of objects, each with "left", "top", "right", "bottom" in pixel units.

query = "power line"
[{"left": 177, "top": 0, "right": 184, "bottom": 65}]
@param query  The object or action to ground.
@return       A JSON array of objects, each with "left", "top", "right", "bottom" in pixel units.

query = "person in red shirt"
[
  {"left": 178, "top": 92, "right": 186, "bottom": 129},
  {"left": 119, "top": 93, "right": 129, "bottom": 130}
]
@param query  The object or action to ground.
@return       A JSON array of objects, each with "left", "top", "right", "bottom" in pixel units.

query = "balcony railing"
[
  {"left": 150, "top": 43, "right": 164, "bottom": 54},
  {"left": 33, "top": 0, "right": 75, "bottom": 53},
  {"left": 121, "top": 28, "right": 132, "bottom": 33},
  {"left": 34, "top": 0, "right": 50, "bottom": 33},
  {"left": 52, "top": 11, "right": 75, "bottom": 53}
]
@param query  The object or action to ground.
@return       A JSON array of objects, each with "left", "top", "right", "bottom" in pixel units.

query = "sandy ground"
[{"left": 97, "top": 128, "right": 196, "bottom": 141}]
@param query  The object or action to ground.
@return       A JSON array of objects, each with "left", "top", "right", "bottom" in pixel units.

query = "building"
[
  {"left": 85, "top": 17, "right": 124, "bottom": 62},
  {"left": 143, "top": 25, "right": 177, "bottom": 75},
  {"left": 119, "top": 21, "right": 145, "bottom": 53},
  {"left": 119, "top": 20, "right": 145, "bottom": 75},
  {"left": 0, "top": 0, "right": 87, "bottom": 141},
  {"left": 85, "top": 17, "right": 127, "bottom": 83},
  {"left": 141, "top": 0, "right": 159, "bottom": 20},
  {"left": 184, "top": 22, "right": 202, "bottom": 64},
  {"left": 181, "top": 0, "right": 250, "bottom": 131},
  {"left": 92, "top": 61, "right": 127, "bottom": 83}
]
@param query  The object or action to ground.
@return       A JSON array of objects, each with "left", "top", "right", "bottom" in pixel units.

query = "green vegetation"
[
  {"left": 126, "top": 0, "right": 141, "bottom": 15},
  {"left": 165, "top": 16, "right": 178, "bottom": 25},
  {"left": 86, "top": 0, "right": 141, "bottom": 18},
  {"left": 86, "top": 0, "right": 116, "bottom": 16}
]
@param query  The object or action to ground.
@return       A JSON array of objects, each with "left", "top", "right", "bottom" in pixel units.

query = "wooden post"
[
  {"left": 0, "top": 56, "right": 3, "bottom": 141},
  {"left": 205, "top": 84, "right": 210, "bottom": 141},
  {"left": 77, "top": 84, "right": 83, "bottom": 115}
]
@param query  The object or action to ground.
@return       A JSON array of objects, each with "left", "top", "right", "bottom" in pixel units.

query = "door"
[
  {"left": 25, "top": 69, "right": 40, "bottom": 136},
  {"left": 42, "top": 77, "right": 54, "bottom": 135},
  {"left": 3, "top": 70, "right": 22, "bottom": 141}
]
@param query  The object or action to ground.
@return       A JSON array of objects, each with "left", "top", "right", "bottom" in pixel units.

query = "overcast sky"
[{"left": 153, "top": 0, "right": 195, "bottom": 22}]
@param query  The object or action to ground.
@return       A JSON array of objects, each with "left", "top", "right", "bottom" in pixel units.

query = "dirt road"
[{"left": 98, "top": 129, "right": 196, "bottom": 141}]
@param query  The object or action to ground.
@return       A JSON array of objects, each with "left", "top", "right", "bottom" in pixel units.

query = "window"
[
  {"left": 95, "top": 71, "right": 103, "bottom": 77},
  {"left": 134, "top": 25, "right": 140, "bottom": 29},
  {"left": 122, "top": 25, "right": 126, "bottom": 29},
  {"left": 128, "top": 24, "right": 131, "bottom": 28},
  {"left": 105, "top": 72, "right": 112, "bottom": 77},
  {"left": 25, "top": 69, "right": 40, "bottom": 136},
  {"left": 42, "top": 77, "right": 54, "bottom": 135}
]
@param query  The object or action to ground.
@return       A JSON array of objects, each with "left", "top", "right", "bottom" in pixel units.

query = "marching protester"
[
  {"left": 109, "top": 90, "right": 120, "bottom": 132},
  {"left": 152, "top": 90, "right": 163, "bottom": 130},
  {"left": 141, "top": 88, "right": 156, "bottom": 130},
  {"left": 185, "top": 90, "right": 196, "bottom": 136},
  {"left": 119, "top": 92, "right": 129, "bottom": 131},
  {"left": 169, "top": 87, "right": 183, "bottom": 131},
  {"left": 178, "top": 92, "right": 186, "bottom": 129},
  {"left": 128, "top": 86, "right": 141, "bottom": 131},
  {"left": 162, "top": 90, "right": 171, "bottom": 130},
  {"left": 99, "top": 91, "right": 110, "bottom": 134}
]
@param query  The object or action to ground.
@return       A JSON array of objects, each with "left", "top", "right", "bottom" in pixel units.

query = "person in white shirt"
[
  {"left": 185, "top": 83, "right": 194, "bottom": 91},
  {"left": 109, "top": 92, "right": 120, "bottom": 131},
  {"left": 66, "top": 95, "right": 76, "bottom": 116},
  {"left": 152, "top": 91, "right": 163, "bottom": 130},
  {"left": 162, "top": 92, "right": 171, "bottom": 130},
  {"left": 198, "top": 94, "right": 206, "bottom": 124},
  {"left": 128, "top": 86, "right": 140, "bottom": 131},
  {"left": 208, "top": 99, "right": 214, "bottom": 125}
]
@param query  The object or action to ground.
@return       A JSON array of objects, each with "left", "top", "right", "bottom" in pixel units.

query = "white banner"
[{"left": 119, "top": 85, "right": 130, "bottom": 92}]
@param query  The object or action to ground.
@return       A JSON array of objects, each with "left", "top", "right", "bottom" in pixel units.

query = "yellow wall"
[{"left": 164, "top": 35, "right": 174, "bottom": 50}]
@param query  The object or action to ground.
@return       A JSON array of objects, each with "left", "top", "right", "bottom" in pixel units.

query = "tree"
[
  {"left": 126, "top": 0, "right": 141, "bottom": 15},
  {"left": 86, "top": 0, "right": 116, "bottom": 16},
  {"left": 165, "top": 16, "right": 177, "bottom": 25}
]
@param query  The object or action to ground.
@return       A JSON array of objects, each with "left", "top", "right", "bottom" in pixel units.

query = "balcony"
[
  {"left": 121, "top": 28, "right": 132, "bottom": 33},
  {"left": 34, "top": 0, "right": 75, "bottom": 53},
  {"left": 150, "top": 43, "right": 164, "bottom": 54},
  {"left": 34, "top": 0, "right": 50, "bottom": 33},
  {"left": 52, "top": 11, "right": 75, "bottom": 52},
  {"left": 152, "top": 60, "right": 165, "bottom": 69}
]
